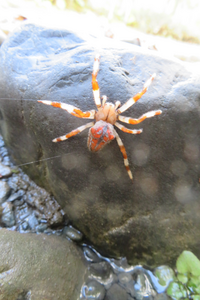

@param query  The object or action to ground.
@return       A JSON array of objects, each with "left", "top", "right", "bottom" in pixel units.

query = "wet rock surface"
[
  {"left": 0, "top": 229, "right": 87, "bottom": 300},
  {"left": 0, "top": 181, "right": 11, "bottom": 203},
  {"left": 0, "top": 134, "right": 174, "bottom": 299},
  {"left": 0, "top": 24, "right": 200, "bottom": 265}
]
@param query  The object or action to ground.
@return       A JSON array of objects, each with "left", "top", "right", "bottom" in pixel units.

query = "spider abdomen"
[{"left": 87, "top": 120, "right": 115, "bottom": 152}]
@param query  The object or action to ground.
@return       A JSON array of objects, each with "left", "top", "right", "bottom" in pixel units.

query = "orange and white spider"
[{"left": 38, "top": 55, "right": 162, "bottom": 181}]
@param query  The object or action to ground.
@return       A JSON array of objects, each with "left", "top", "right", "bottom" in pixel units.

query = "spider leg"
[
  {"left": 115, "top": 122, "right": 143, "bottom": 134},
  {"left": 115, "top": 101, "right": 121, "bottom": 109},
  {"left": 117, "top": 73, "right": 156, "bottom": 114},
  {"left": 118, "top": 110, "right": 162, "bottom": 124},
  {"left": 113, "top": 129, "right": 133, "bottom": 181},
  {"left": 102, "top": 95, "right": 107, "bottom": 107},
  {"left": 92, "top": 54, "right": 101, "bottom": 110},
  {"left": 38, "top": 100, "right": 95, "bottom": 119},
  {"left": 52, "top": 121, "right": 94, "bottom": 142}
]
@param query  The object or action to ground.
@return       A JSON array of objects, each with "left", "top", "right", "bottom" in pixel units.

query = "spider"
[{"left": 38, "top": 55, "right": 162, "bottom": 181}]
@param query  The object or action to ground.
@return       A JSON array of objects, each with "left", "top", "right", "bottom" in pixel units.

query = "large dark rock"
[
  {"left": 0, "top": 229, "right": 87, "bottom": 300},
  {"left": 0, "top": 24, "right": 200, "bottom": 266}
]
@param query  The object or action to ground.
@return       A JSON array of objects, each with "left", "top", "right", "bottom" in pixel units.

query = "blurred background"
[{"left": 1, "top": 0, "right": 200, "bottom": 61}]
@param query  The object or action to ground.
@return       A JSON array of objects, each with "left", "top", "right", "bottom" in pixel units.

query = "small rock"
[
  {"left": 26, "top": 214, "right": 39, "bottom": 229},
  {"left": 20, "top": 221, "right": 29, "bottom": 231},
  {"left": 7, "top": 189, "right": 25, "bottom": 202},
  {"left": 1, "top": 202, "right": 15, "bottom": 227},
  {"left": 49, "top": 210, "right": 63, "bottom": 226},
  {"left": 118, "top": 272, "right": 133, "bottom": 286},
  {"left": 0, "top": 229, "right": 88, "bottom": 300},
  {"left": 154, "top": 265, "right": 175, "bottom": 290},
  {"left": 0, "top": 181, "right": 11, "bottom": 203},
  {"left": 63, "top": 225, "right": 83, "bottom": 241},
  {"left": 36, "top": 223, "right": 48, "bottom": 233},
  {"left": 7, "top": 176, "right": 20, "bottom": 192},
  {"left": 13, "top": 198, "right": 25, "bottom": 206},
  {"left": 89, "top": 261, "right": 112, "bottom": 279},
  {"left": 15, "top": 203, "right": 31, "bottom": 221},
  {"left": 23, "top": 193, "right": 36, "bottom": 206},
  {"left": 0, "top": 147, "right": 8, "bottom": 157},
  {"left": 83, "top": 246, "right": 102, "bottom": 263},
  {"left": 105, "top": 283, "right": 128, "bottom": 300},
  {"left": 0, "top": 162, "right": 12, "bottom": 178},
  {"left": 51, "top": 229, "right": 63, "bottom": 236},
  {"left": 82, "top": 280, "right": 106, "bottom": 300},
  {"left": 133, "top": 272, "right": 156, "bottom": 300},
  {"left": 123, "top": 280, "right": 136, "bottom": 298},
  {"left": 37, "top": 216, "right": 48, "bottom": 224},
  {"left": 89, "top": 261, "right": 115, "bottom": 289},
  {"left": 43, "top": 228, "right": 54, "bottom": 235},
  {"left": 154, "top": 293, "right": 172, "bottom": 300},
  {"left": 2, "top": 156, "right": 10, "bottom": 165},
  {"left": 0, "top": 137, "right": 5, "bottom": 147},
  {"left": 8, "top": 175, "right": 29, "bottom": 192}
]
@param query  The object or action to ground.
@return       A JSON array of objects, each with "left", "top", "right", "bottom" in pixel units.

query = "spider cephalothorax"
[{"left": 38, "top": 55, "right": 162, "bottom": 181}]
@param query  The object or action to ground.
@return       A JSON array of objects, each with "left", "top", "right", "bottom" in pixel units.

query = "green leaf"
[
  {"left": 189, "top": 276, "right": 200, "bottom": 286},
  {"left": 177, "top": 273, "right": 188, "bottom": 284},
  {"left": 176, "top": 251, "right": 200, "bottom": 277},
  {"left": 167, "top": 281, "right": 187, "bottom": 300}
]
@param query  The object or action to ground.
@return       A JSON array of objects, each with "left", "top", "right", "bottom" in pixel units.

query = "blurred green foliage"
[
  {"left": 167, "top": 251, "right": 200, "bottom": 300},
  {"left": 47, "top": 0, "right": 200, "bottom": 43},
  {"left": 49, "top": 0, "right": 88, "bottom": 11},
  {"left": 24, "top": 0, "right": 199, "bottom": 43}
]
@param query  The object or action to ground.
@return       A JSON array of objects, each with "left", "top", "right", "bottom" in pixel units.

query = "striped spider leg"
[
  {"left": 92, "top": 54, "right": 101, "bottom": 110},
  {"left": 37, "top": 54, "right": 102, "bottom": 143},
  {"left": 37, "top": 100, "right": 95, "bottom": 142},
  {"left": 38, "top": 55, "right": 162, "bottom": 182},
  {"left": 116, "top": 73, "right": 162, "bottom": 129},
  {"left": 113, "top": 74, "right": 162, "bottom": 180}
]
